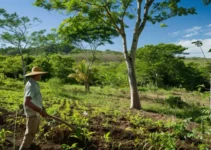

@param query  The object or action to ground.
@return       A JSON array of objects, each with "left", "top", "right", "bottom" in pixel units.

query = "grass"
[
  {"left": 1, "top": 78, "right": 211, "bottom": 149},
  {"left": 0, "top": 79, "right": 210, "bottom": 120}
]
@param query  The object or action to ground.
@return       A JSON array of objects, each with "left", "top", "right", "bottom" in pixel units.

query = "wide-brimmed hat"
[{"left": 25, "top": 66, "right": 48, "bottom": 77}]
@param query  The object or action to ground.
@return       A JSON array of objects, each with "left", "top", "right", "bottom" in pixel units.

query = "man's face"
[{"left": 34, "top": 74, "right": 41, "bottom": 81}]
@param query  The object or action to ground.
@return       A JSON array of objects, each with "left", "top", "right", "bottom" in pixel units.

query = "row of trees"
[
  {"left": 0, "top": 43, "right": 209, "bottom": 92},
  {"left": 136, "top": 44, "right": 209, "bottom": 91},
  {"left": 0, "top": 9, "right": 76, "bottom": 83},
  {"left": 0, "top": 54, "right": 74, "bottom": 81}
]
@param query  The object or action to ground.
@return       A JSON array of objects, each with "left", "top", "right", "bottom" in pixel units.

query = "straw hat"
[{"left": 25, "top": 66, "right": 48, "bottom": 77}]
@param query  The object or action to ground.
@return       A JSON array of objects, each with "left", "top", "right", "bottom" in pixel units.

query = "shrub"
[{"left": 165, "top": 96, "right": 189, "bottom": 109}]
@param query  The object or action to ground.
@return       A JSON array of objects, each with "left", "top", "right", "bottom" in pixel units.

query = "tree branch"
[
  {"left": 121, "top": 0, "right": 133, "bottom": 21},
  {"left": 138, "top": 0, "right": 154, "bottom": 34}
]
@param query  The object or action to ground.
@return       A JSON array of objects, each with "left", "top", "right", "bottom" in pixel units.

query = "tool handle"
[{"left": 48, "top": 115, "right": 76, "bottom": 130}]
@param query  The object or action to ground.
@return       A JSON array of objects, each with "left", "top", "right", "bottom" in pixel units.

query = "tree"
[
  {"left": 49, "top": 54, "right": 74, "bottom": 82},
  {"left": 41, "top": 29, "right": 75, "bottom": 55},
  {"left": 68, "top": 60, "right": 97, "bottom": 92},
  {"left": 203, "top": 0, "right": 211, "bottom": 5},
  {"left": 0, "top": 56, "right": 22, "bottom": 78},
  {"left": 27, "top": 29, "right": 75, "bottom": 56},
  {"left": 136, "top": 43, "right": 207, "bottom": 90},
  {"left": 136, "top": 44, "right": 186, "bottom": 87},
  {"left": 58, "top": 13, "right": 119, "bottom": 92},
  {"left": 0, "top": 9, "right": 44, "bottom": 83},
  {"left": 35, "top": 0, "right": 197, "bottom": 109}
]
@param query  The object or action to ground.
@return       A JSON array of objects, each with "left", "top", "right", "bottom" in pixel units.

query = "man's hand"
[{"left": 39, "top": 110, "right": 49, "bottom": 118}]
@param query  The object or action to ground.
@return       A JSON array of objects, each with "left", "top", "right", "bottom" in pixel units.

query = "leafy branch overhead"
[
  {"left": 34, "top": 0, "right": 197, "bottom": 51},
  {"left": 148, "top": 1, "right": 196, "bottom": 24},
  {"left": 59, "top": 15, "right": 119, "bottom": 46},
  {"left": 202, "top": 0, "right": 211, "bottom": 5}
]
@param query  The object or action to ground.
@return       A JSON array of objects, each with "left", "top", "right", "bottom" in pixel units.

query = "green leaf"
[{"left": 160, "top": 23, "right": 168, "bottom": 27}]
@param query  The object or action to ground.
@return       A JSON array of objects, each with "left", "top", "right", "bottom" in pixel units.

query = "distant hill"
[
  {"left": 184, "top": 57, "right": 211, "bottom": 67},
  {"left": 70, "top": 49, "right": 124, "bottom": 63},
  {"left": 0, "top": 47, "right": 124, "bottom": 63},
  {"left": 2, "top": 46, "right": 210, "bottom": 66}
]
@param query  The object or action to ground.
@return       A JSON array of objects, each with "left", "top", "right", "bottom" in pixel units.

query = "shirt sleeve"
[{"left": 25, "top": 83, "right": 35, "bottom": 98}]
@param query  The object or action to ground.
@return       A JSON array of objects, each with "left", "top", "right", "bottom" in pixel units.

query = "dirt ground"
[{"left": 1, "top": 107, "right": 206, "bottom": 150}]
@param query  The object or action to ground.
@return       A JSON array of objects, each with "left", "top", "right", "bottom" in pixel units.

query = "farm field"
[
  {"left": 1, "top": 78, "right": 211, "bottom": 150},
  {"left": 1, "top": 0, "right": 211, "bottom": 149}
]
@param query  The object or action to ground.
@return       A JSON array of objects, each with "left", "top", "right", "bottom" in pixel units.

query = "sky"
[{"left": 0, "top": 0, "right": 211, "bottom": 57}]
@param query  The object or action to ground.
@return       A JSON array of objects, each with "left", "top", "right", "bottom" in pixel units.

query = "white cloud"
[
  {"left": 208, "top": 24, "right": 211, "bottom": 27},
  {"left": 169, "top": 31, "right": 180, "bottom": 37},
  {"left": 205, "top": 32, "right": 211, "bottom": 36},
  {"left": 183, "top": 32, "right": 198, "bottom": 38},
  {"left": 175, "top": 38, "right": 211, "bottom": 58},
  {"left": 169, "top": 26, "right": 202, "bottom": 38},
  {"left": 185, "top": 26, "right": 201, "bottom": 33}
]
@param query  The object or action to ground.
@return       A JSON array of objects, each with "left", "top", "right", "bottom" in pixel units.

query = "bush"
[{"left": 165, "top": 96, "right": 189, "bottom": 109}]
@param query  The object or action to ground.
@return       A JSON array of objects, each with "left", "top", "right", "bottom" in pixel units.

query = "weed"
[
  {"left": 165, "top": 96, "right": 189, "bottom": 109},
  {"left": 103, "top": 132, "right": 111, "bottom": 143},
  {"left": 198, "top": 144, "right": 209, "bottom": 150},
  {"left": 62, "top": 143, "right": 79, "bottom": 150},
  {"left": 0, "top": 128, "right": 12, "bottom": 150},
  {"left": 70, "top": 128, "right": 95, "bottom": 148},
  {"left": 149, "top": 132, "right": 176, "bottom": 149}
]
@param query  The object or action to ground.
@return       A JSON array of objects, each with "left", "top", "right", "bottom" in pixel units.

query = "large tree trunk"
[
  {"left": 122, "top": 34, "right": 141, "bottom": 109},
  {"left": 125, "top": 55, "right": 141, "bottom": 109}
]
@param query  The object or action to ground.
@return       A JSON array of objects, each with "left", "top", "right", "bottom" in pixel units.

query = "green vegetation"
[
  {"left": 1, "top": 77, "right": 211, "bottom": 149},
  {"left": 136, "top": 44, "right": 209, "bottom": 91},
  {"left": 34, "top": 0, "right": 199, "bottom": 109},
  {"left": 0, "top": 46, "right": 211, "bottom": 149},
  {"left": 1, "top": 1, "right": 211, "bottom": 149}
]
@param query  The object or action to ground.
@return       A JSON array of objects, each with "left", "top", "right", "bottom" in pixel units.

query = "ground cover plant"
[{"left": 1, "top": 77, "right": 211, "bottom": 150}]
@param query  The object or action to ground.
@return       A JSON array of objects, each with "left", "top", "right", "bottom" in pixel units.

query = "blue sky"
[{"left": 1, "top": 0, "right": 211, "bottom": 57}]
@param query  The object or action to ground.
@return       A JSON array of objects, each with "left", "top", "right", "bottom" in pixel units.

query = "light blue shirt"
[{"left": 23, "top": 78, "right": 43, "bottom": 117}]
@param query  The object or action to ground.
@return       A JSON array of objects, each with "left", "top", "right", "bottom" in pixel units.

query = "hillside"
[
  {"left": 184, "top": 57, "right": 211, "bottom": 67},
  {"left": 1, "top": 46, "right": 210, "bottom": 65}
]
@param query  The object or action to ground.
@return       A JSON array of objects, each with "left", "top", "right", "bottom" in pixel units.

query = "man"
[{"left": 19, "top": 66, "right": 48, "bottom": 150}]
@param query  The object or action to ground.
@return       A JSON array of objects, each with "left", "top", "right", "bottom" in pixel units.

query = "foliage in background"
[
  {"left": 0, "top": 8, "right": 45, "bottom": 83},
  {"left": 0, "top": 55, "right": 22, "bottom": 78},
  {"left": 96, "top": 62, "right": 128, "bottom": 88},
  {"left": 136, "top": 44, "right": 208, "bottom": 90},
  {"left": 29, "top": 54, "right": 74, "bottom": 82},
  {"left": 68, "top": 60, "right": 98, "bottom": 92},
  {"left": 47, "top": 77, "right": 63, "bottom": 95}
]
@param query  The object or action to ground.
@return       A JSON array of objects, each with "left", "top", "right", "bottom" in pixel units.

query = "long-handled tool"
[{"left": 48, "top": 115, "right": 76, "bottom": 130}]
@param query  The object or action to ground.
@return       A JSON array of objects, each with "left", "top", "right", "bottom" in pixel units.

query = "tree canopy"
[
  {"left": 0, "top": 8, "right": 44, "bottom": 82},
  {"left": 136, "top": 44, "right": 208, "bottom": 90}
]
